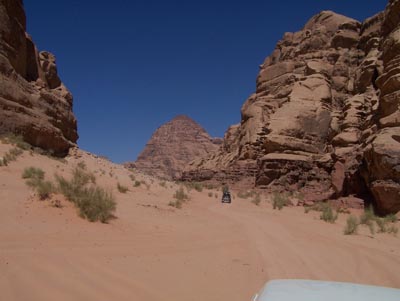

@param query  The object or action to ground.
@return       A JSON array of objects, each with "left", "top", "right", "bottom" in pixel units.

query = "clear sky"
[{"left": 24, "top": 0, "right": 387, "bottom": 163}]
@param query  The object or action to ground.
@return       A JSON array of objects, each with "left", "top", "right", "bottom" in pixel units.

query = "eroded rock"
[{"left": 0, "top": 0, "right": 78, "bottom": 155}]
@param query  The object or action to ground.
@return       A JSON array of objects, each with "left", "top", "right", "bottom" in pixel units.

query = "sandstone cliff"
[
  {"left": 183, "top": 0, "right": 400, "bottom": 214},
  {"left": 131, "top": 115, "right": 221, "bottom": 180},
  {"left": 0, "top": 0, "right": 78, "bottom": 155}
]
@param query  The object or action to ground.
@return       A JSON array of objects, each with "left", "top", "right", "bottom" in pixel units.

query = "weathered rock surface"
[
  {"left": 0, "top": 0, "right": 78, "bottom": 155},
  {"left": 183, "top": 1, "right": 400, "bottom": 214},
  {"left": 130, "top": 115, "right": 221, "bottom": 180}
]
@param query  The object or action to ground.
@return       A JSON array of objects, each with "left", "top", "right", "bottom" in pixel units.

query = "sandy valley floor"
[{"left": 1, "top": 143, "right": 400, "bottom": 301}]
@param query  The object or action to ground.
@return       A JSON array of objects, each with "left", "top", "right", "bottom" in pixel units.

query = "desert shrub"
[
  {"left": 168, "top": 200, "right": 183, "bottom": 209},
  {"left": 75, "top": 186, "right": 115, "bottom": 222},
  {"left": 222, "top": 185, "right": 230, "bottom": 193},
  {"left": 320, "top": 204, "right": 338, "bottom": 223},
  {"left": 22, "top": 167, "right": 45, "bottom": 180},
  {"left": 1, "top": 147, "right": 23, "bottom": 165},
  {"left": 204, "top": 183, "right": 217, "bottom": 190},
  {"left": 387, "top": 225, "right": 399, "bottom": 236},
  {"left": 208, "top": 192, "right": 213, "bottom": 197},
  {"left": 376, "top": 218, "right": 388, "bottom": 233},
  {"left": 304, "top": 202, "right": 327, "bottom": 214},
  {"left": 384, "top": 214, "right": 397, "bottom": 223},
  {"left": 55, "top": 167, "right": 115, "bottom": 223},
  {"left": 159, "top": 181, "right": 166, "bottom": 188},
  {"left": 192, "top": 182, "right": 203, "bottom": 192},
  {"left": 134, "top": 180, "right": 141, "bottom": 187},
  {"left": 77, "top": 161, "right": 86, "bottom": 170},
  {"left": 251, "top": 194, "right": 261, "bottom": 206},
  {"left": 174, "top": 187, "right": 188, "bottom": 202},
  {"left": 238, "top": 190, "right": 257, "bottom": 199},
  {"left": 35, "top": 180, "right": 54, "bottom": 200},
  {"left": 0, "top": 133, "right": 31, "bottom": 150},
  {"left": 359, "top": 206, "right": 376, "bottom": 235},
  {"left": 22, "top": 167, "right": 54, "bottom": 200},
  {"left": 360, "top": 206, "right": 375, "bottom": 224},
  {"left": 337, "top": 207, "right": 351, "bottom": 214},
  {"left": 344, "top": 215, "right": 359, "bottom": 235},
  {"left": 129, "top": 174, "right": 136, "bottom": 181},
  {"left": 117, "top": 183, "right": 128, "bottom": 193},
  {"left": 185, "top": 182, "right": 203, "bottom": 192},
  {"left": 272, "top": 192, "right": 290, "bottom": 210}
]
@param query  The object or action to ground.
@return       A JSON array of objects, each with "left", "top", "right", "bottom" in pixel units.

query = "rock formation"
[
  {"left": 183, "top": 0, "right": 400, "bottom": 214},
  {"left": 0, "top": 0, "right": 78, "bottom": 155},
  {"left": 131, "top": 115, "right": 221, "bottom": 180}
]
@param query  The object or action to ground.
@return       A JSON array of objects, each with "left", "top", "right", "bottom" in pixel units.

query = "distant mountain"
[{"left": 129, "top": 115, "right": 222, "bottom": 180}]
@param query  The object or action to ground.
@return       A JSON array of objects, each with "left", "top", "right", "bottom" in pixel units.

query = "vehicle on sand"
[
  {"left": 252, "top": 279, "right": 400, "bottom": 301},
  {"left": 222, "top": 191, "right": 231, "bottom": 203}
]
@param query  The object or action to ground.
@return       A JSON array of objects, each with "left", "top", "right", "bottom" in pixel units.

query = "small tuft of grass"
[
  {"left": 251, "top": 194, "right": 261, "bottom": 206},
  {"left": 159, "top": 181, "right": 166, "bottom": 188},
  {"left": 117, "top": 183, "right": 128, "bottom": 193},
  {"left": 22, "top": 167, "right": 54, "bottom": 200},
  {"left": 238, "top": 190, "right": 256, "bottom": 199},
  {"left": 168, "top": 200, "right": 183, "bottom": 209},
  {"left": 376, "top": 218, "right": 388, "bottom": 233},
  {"left": 272, "top": 192, "right": 290, "bottom": 210},
  {"left": 0, "top": 133, "right": 31, "bottom": 150},
  {"left": 22, "top": 167, "right": 45, "bottom": 180},
  {"left": 1, "top": 147, "right": 23, "bottom": 166},
  {"left": 174, "top": 187, "right": 189, "bottom": 202},
  {"left": 320, "top": 204, "right": 338, "bottom": 223},
  {"left": 222, "top": 185, "right": 230, "bottom": 194},
  {"left": 359, "top": 206, "right": 376, "bottom": 235},
  {"left": 35, "top": 180, "right": 55, "bottom": 200},
  {"left": 185, "top": 182, "right": 203, "bottom": 192},
  {"left": 387, "top": 225, "right": 399, "bottom": 236},
  {"left": 77, "top": 161, "right": 86, "bottom": 170},
  {"left": 134, "top": 180, "right": 141, "bottom": 187},
  {"left": 208, "top": 192, "right": 213, "bottom": 198},
  {"left": 344, "top": 215, "right": 359, "bottom": 235}
]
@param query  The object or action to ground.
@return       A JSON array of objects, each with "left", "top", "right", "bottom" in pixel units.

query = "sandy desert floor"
[{"left": 1, "top": 142, "right": 400, "bottom": 301}]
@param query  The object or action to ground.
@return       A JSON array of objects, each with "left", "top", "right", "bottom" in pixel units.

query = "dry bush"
[
  {"left": 56, "top": 167, "right": 115, "bottom": 223},
  {"left": 251, "top": 194, "right": 261, "bottom": 206},
  {"left": 22, "top": 167, "right": 54, "bottom": 200},
  {"left": 272, "top": 192, "right": 290, "bottom": 210},
  {"left": 344, "top": 215, "right": 359, "bottom": 235},
  {"left": 117, "top": 183, "right": 129, "bottom": 193},
  {"left": 320, "top": 204, "right": 338, "bottom": 223}
]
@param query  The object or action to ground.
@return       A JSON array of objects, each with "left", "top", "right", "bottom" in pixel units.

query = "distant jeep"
[{"left": 222, "top": 191, "right": 231, "bottom": 203}]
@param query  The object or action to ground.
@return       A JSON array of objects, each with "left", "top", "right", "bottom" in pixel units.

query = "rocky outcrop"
[
  {"left": 361, "top": 0, "right": 400, "bottom": 214},
  {"left": 130, "top": 115, "right": 221, "bottom": 180},
  {"left": 184, "top": 1, "right": 400, "bottom": 214},
  {"left": 0, "top": 0, "right": 78, "bottom": 155}
]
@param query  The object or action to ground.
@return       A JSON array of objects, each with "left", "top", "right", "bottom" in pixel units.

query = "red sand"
[{"left": 1, "top": 144, "right": 399, "bottom": 301}]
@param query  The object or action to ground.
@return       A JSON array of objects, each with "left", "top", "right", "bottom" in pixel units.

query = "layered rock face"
[
  {"left": 184, "top": 1, "right": 400, "bottom": 213},
  {"left": 132, "top": 115, "right": 221, "bottom": 180},
  {"left": 0, "top": 0, "right": 78, "bottom": 155}
]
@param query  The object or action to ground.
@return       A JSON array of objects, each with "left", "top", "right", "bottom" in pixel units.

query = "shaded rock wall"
[
  {"left": 184, "top": 1, "right": 400, "bottom": 213},
  {"left": 0, "top": 0, "right": 78, "bottom": 155}
]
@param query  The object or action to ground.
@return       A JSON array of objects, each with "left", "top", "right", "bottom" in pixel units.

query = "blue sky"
[{"left": 24, "top": 0, "right": 387, "bottom": 163}]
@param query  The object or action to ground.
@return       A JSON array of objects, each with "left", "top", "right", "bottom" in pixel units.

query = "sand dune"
[{"left": 1, "top": 144, "right": 399, "bottom": 301}]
